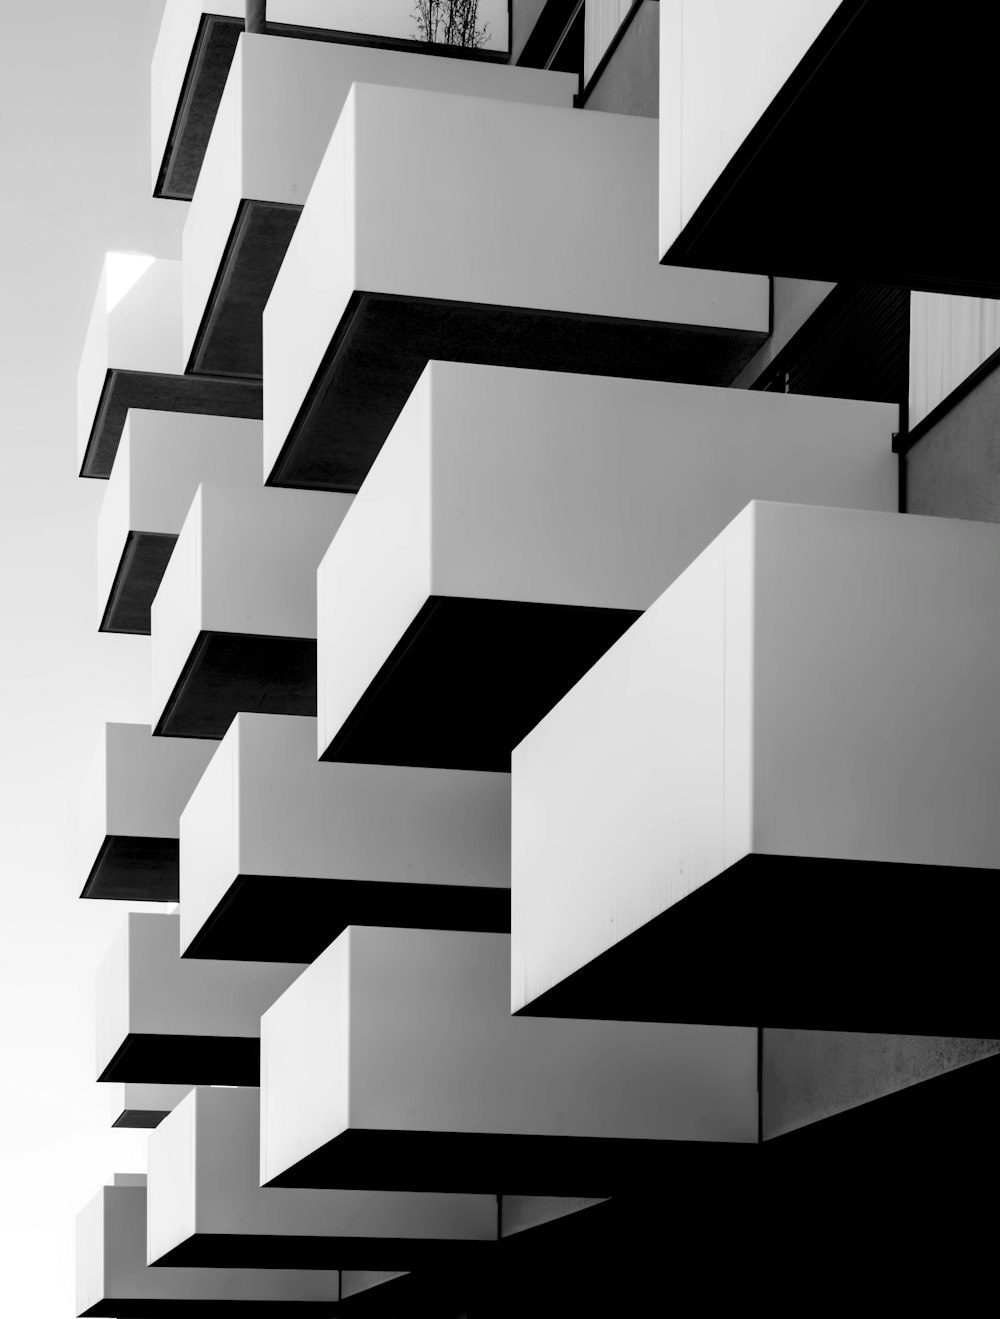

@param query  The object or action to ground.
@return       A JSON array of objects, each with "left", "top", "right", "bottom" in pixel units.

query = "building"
[{"left": 74, "top": 3, "right": 1000, "bottom": 1314}]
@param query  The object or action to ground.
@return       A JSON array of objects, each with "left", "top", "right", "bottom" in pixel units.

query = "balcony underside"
[
  {"left": 154, "top": 1232, "right": 494, "bottom": 1273},
  {"left": 97, "top": 1033, "right": 259, "bottom": 1086},
  {"left": 101, "top": 531, "right": 178, "bottom": 634},
  {"left": 155, "top": 632, "right": 317, "bottom": 739},
  {"left": 185, "top": 875, "right": 511, "bottom": 963},
  {"left": 80, "top": 834, "right": 179, "bottom": 903},
  {"left": 321, "top": 596, "right": 641, "bottom": 772},
  {"left": 81, "top": 370, "right": 263, "bottom": 479},
  {"left": 265, "top": 1127, "right": 752, "bottom": 1197},
  {"left": 662, "top": 0, "right": 1000, "bottom": 295},
  {"left": 81, "top": 1301, "right": 335, "bottom": 1318},
  {"left": 111, "top": 1107, "right": 173, "bottom": 1129},
  {"left": 268, "top": 292, "right": 768, "bottom": 490},
  {"left": 515, "top": 853, "right": 1000, "bottom": 1037},
  {"left": 189, "top": 200, "right": 300, "bottom": 377}
]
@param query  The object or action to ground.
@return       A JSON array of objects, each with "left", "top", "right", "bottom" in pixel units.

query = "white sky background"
[{"left": 0, "top": 2, "right": 509, "bottom": 1311}]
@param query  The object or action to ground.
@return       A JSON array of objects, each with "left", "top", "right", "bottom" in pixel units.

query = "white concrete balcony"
[
  {"left": 151, "top": 483, "right": 350, "bottom": 739},
  {"left": 96, "top": 912, "right": 303, "bottom": 1085},
  {"left": 79, "top": 723, "right": 215, "bottom": 903},
  {"left": 184, "top": 34, "right": 574, "bottom": 378},
  {"left": 316, "top": 360, "right": 896, "bottom": 770},
  {"left": 77, "top": 254, "right": 261, "bottom": 480},
  {"left": 97, "top": 409, "right": 261, "bottom": 634},
  {"left": 179, "top": 714, "right": 510, "bottom": 963},
  {"left": 260, "top": 925, "right": 757, "bottom": 1194},
  {"left": 147, "top": 1087, "right": 498, "bottom": 1270},
  {"left": 152, "top": 2, "right": 514, "bottom": 200},
  {"left": 76, "top": 1182, "right": 339, "bottom": 1316},
  {"left": 512, "top": 501, "right": 1000, "bottom": 1036},
  {"left": 262, "top": 82, "right": 770, "bottom": 492},
  {"left": 658, "top": 2, "right": 1000, "bottom": 295},
  {"left": 107, "top": 1082, "right": 192, "bottom": 1129}
]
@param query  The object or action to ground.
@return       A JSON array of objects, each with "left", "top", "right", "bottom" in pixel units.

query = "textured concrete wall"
[
  {"left": 583, "top": 2, "right": 658, "bottom": 117},
  {"left": 907, "top": 364, "right": 1000, "bottom": 521}
]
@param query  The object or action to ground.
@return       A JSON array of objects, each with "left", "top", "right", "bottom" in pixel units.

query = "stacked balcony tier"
[
  {"left": 77, "top": 256, "right": 261, "bottom": 479},
  {"left": 658, "top": 0, "right": 1000, "bottom": 295},
  {"left": 98, "top": 410, "right": 261, "bottom": 633},
  {"left": 512, "top": 501, "right": 1000, "bottom": 1036},
  {"left": 179, "top": 714, "right": 510, "bottom": 962},
  {"left": 147, "top": 1087, "right": 499, "bottom": 1269},
  {"left": 262, "top": 82, "right": 771, "bottom": 491},
  {"left": 96, "top": 912, "right": 303, "bottom": 1084},
  {"left": 151, "top": 484, "right": 350, "bottom": 738},
  {"left": 315, "top": 360, "right": 896, "bottom": 771},
  {"left": 184, "top": 33, "right": 574, "bottom": 376},
  {"left": 76, "top": 1183, "right": 339, "bottom": 1316},
  {"left": 79, "top": 723, "right": 215, "bottom": 902}
]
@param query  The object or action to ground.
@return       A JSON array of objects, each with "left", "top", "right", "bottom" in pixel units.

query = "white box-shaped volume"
[
  {"left": 150, "top": 483, "right": 350, "bottom": 735},
  {"left": 79, "top": 722, "right": 216, "bottom": 898},
  {"left": 316, "top": 360, "right": 896, "bottom": 761},
  {"left": 512, "top": 501, "right": 1000, "bottom": 1013},
  {"left": 179, "top": 714, "right": 510, "bottom": 960},
  {"left": 261, "top": 926, "right": 757, "bottom": 1192},
  {"left": 184, "top": 33, "right": 574, "bottom": 363},
  {"left": 95, "top": 912, "right": 303, "bottom": 1082},
  {"left": 76, "top": 1183, "right": 339, "bottom": 1316},
  {"left": 263, "top": 81, "right": 770, "bottom": 479},
  {"left": 77, "top": 257, "right": 183, "bottom": 474},
  {"left": 97, "top": 410, "right": 261, "bottom": 627},
  {"left": 659, "top": 0, "right": 843, "bottom": 257},
  {"left": 147, "top": 1087, "right": 497, "bottom": 1268}
]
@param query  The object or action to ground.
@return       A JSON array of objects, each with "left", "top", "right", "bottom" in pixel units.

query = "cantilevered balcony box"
[
  {"left": 316, "top": 360, "right": 896, "bottom": 770},
  {"left": 148, "top": 1087, "right": 498, "bottom": 1269},
  {"left": 151, "top": 483, "right": 350, "bottom": 739},
  {"left": 260, "top": 925, "right": 757, "bottom": 1194},
  {"left": 96, "top": 912, "right": 303, "bottom": 1085},
  {"left": 77, "top": 255, "right": 261, "bottom": 480},
  {"left": 108, "top": 1082, "right": 192, "bottom": 1129},
  {"left": 152, "top": 1, "right": 513, "bottom": 201},
  {"left": 512, "top": 501, "right": 1000, "bottom": 1037},
  {"left": 658, "top": 1, "right": 1000, "bottom": 295},
  {"left": 98, "top": 410, "right": 261, "bottom": 634},
  {"left": 180, "top": 714, "right": 510, "bottom": 963},
  {"left": 184, "top": 35, "right": 574, "bottom": 378},
  {"left": 76, "top": 1183, "right": 339, "bottom": 1316},
  {"left": 262, "top": 82, "right": 770, "bottom": 492},
  {"left": 79, "top": 723, "right": 215, "bottom": 902}
]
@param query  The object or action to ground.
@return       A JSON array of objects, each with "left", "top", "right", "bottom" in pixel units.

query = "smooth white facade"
[
  {"left": 659, "top": 0, "right": 842, "bottom": 257},
  {"left": 316, "top": 360, "right": 896, "bottom": 758},
  {"left": 97, "top": 409, "right": 262, "bottom": 627},
  {"left": 78, "top": 723, "right": 215, "bottom": 889},
  {"left": 150, "top": 482, "right": 350, "bottom": 734},
  {"left": 260, "top": 926, "right": 757, "bottom": 1186},
  {"left": 107, "top": 1082, "right": 192, "bottom": 1126},
  {"left": 909, "top": 290, "right": 1000, "bottom": 429},
  {"left": 262, "top": 81, "right": 770, "bottom": 479},
  {"left": 95, "top": 913, "right": 303, "bottom": 1079},
  {"left": 512, "top": 501, "right": 1000, "bottom": 1012},
  {"left": 147, "top": 1087, "right": 498, "bottom": 1263},
  {"left": 184, "top": 35, "right": 574, "bottom": 366},
  {"left": 76, "top": 1184, "right": 339, "bottom": 1315},
  {"left": 179, "top": 713, "right": 510, "bottom": 955},
  {"left": 77, "top": 257, "right": 183, "bottom": 475}
]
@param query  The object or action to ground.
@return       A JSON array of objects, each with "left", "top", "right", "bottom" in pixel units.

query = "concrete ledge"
[
  {"left": 179, "top": 714, "right": 510, "bottom": 962},
  {"left": 262, "top": 82, "right": 769, "bottom": 490},
  {"left": 316, "top": 361, "right": 895, "bottom": 770},
  {"left": 512, "top": 501, "right": 1000, "bottom": 1034},
  {"left": 79, "top": 724, "right": 215, "bottom": 903},
  {"left": 95, "top": 913, "right": 303, "bottom": 1085},
  {"left": 98, "top": 410, "right": 261, "bottom": 634},
  {"left": 151, "top": 484, "right": 350, "bottom": 739}
]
